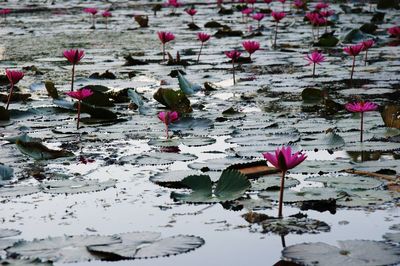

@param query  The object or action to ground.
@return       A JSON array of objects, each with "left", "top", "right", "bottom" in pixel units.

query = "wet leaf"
[
  {"left": 0, "top": 185, "right": 41, "bottom": 198},
  {"left": 282, "top": 240, "right": 400, "bottom": 266},
  {"left": 380, "top": 104, "right": 400, "bottom": 129},
  {"left": 337, "top": 190, "right": 395, "bottom": 207},
  {"left": 171, "top": 169, "right": 251, "bottom": 203},
  {"left": 127, "top": 89, "right": 144, "bottom": 108},
  {"left": 16, "top": 140, "right": 74, "bottom": 160},
  {"left": 306, "top": 174, "right": 383, "bottom": 190},
  {"left": 153, "top": 88, "right": 192, "bottom": 113},
  {"left": 259, "top": 188, "right": 340, "bottom": 203},
  {"left": 7, "top": 235, "right": 121, "bottom": 263},
  {"left": 250, "top": 175, "right": 300, "bottom": 191},
  {"left": 0, "top": 164, "right": 13, "bottom": 185},
  {"left": 0, "top": 229, "right": 21, "bottom": 238},
  {"left": 40, "top": 179, "right": 116, "bottom": 194},
  {"left": 44, "top": 80, "right": 59, "bottom": 99},
  {"left": 150, "top": 170, "right": 220, "bottom": 188},
  {"left": 121, "top": 152, "right": 197, "bottom": 166},
  {"left": 260, "top": 215, "right": 330, "bottom": 235},
  {"left": 177, "top": 72, "right": 201, "bottom": 95},
  {"left": 0, "top": 106, "right": 10, "bottom": 121}
]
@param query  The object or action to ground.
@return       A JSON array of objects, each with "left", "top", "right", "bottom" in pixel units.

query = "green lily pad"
[
  {"left": 180, "top": 137, "right": 216, "bottom": 147},
  {"left": 7, "top": 235, "right": 121, "bottom": 263},
  {"left": 147, "top": 138, "right": 180, "bottom": 147},
  {"left": 171, "top": 169, "right": 251, "bottom": 203},
  {"left": 87, "top": 233, "right": 204, "bottom": 259},
  {"left": 299, "top": 132, "right": 345, "bottom": 151},
  {"left": 177, "top": 72, "right": 201, "bottom": 95},
  {"left": 282, "top": 240, "right": 400, "bottom": 266},
  {"left": 150, "top": 170, "right": 220, "bottom": 188},
  {"left": 16, "top": 140, "right": 74, "bottom": 160},
  {"left": 153, "top": 88, "right": 192, "bottom": 113},
  {"left": 337, "top": 190, "right": 396, "bottom": 207},
  {"left": 188, "top": 157, "right": 253, "bottom": 171},
  {"left": 344, "top": 141, "right": 400, "bottom": 152},
  {"left": 259, "top": 188, "right": 340, "bottom": 203},
  {"left": 292, "top": 160, "right": 354, "bottom": 174},
  {"left": 250, "top": 175, "right": 300, "bottom": 191},
  {"left": 169, "top": 117, "right": 213, "bottom": 132},
  {"left": 0, "top": 185, "right": 41, "bottom": 198},
  {"left": 40, "top": 179, "right": 116, "bottom": 194},
  {"left": 261, "top": 216, "right": 331, "bottom": 235},
  {"left": 121, "top": 152, "right": 197, "bottom": 166},
  {"left": 306, "top": 174, "right": 383, "bottom": 190}
]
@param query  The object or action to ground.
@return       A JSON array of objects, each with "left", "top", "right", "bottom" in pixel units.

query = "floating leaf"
[
  {"left": 169, "top": 117, "right": 213, "bottom": 132},
  {"left": 0, "top": 164, "right": 13, "bottom": 185},
  {"left": 0, "top": 229, "right": 21, "bottom": 238},
  {"left": 121, "top": 152, "right": 197, "bottom": 166},
  {"left": 188, "top": 157, "right": 253, "bottom": 171},
  {"left": 7, "top": 235, "right": 121, "bottom": 263},
  {"left": 380, "top": 104, "right": 400, "bottom": 129},
  {"left": 0, "top": 185, "right": 41, "bottom": 198},
  {"left": 171, "top": 169, "right": 251, "bottom": 203},
  {"left": 301, "top": 88, "right": 323, "bottom": 103},
  {"left": 299, "top": 131, "right": 345, "bottom": 151},
  {"left": 260, "top": 216, "right": 330, "bottom": 235},
  {"left": 44, "top": 80, "right": 59, "bottom": 99},
  {"left": 337, "top": 190, "right": 395, "bottom": 207},
  {"left": 40, "top": 179, "right": 116, "bottom": 194},
  {"left": 177, "top": 72, "right": 201, "bottom": 95},
  {"left": 315, "top": 34, "right": 339, "bottom": 47},
  {"left": 342, "top": 29, "right": 373, "bottom": 43},
  {"left": 127, "top": 89, "right": 144, "bottom": 108},
  {"left": 292, "top": 160, "right": 354, "bottom": 174},
  {"left": 282, "top": 240, "right": 400, "bottom": 266},
  {"left": 250, "top": 175, "right": 300, "bottom": 191},
  {"left": 180, "top": 137, "right": 216, "bottom": 147},
  {"left": 259, "top": 188, "right": 340, "bottom": 203},
  {"left": 153, "top": 88, "right": 192, "bottom": 113},
  {"left": 150, "top": 170, "right": 220, "bottom": 188},
  {"left": 383, "top": 232, "right": 400, "bottom": 244},
  {"left": 306, "top": 174, "right": 383, "bottom": 190},
  {"left": 344, "top": 141, "right": 400, "bottom": 152},
  {"left": 16, "top": 140, "right": 74, "bottom": 160}
]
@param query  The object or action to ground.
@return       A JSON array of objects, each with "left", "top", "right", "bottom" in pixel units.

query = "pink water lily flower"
[
  {"left": 242, "top": 40, "right": 260, "bottom": 60},
  {"left": 63, "top": 49, "right": 85, "bottom": 91},
  {"left": 83, "top": 8, "right": 98, "bottom": 28},
  {"left": 320, "top": 10, "right": 334, "bottom": 17},
  {"left": 315, "top": 2, "right": 329, "bottom": 10},
  {"left": 361, "top": 39, "right": 374, "bottom": 65},
  {"left": 262, "top": 146, "right": 307, "bottom": 218},
  {"left": 102, "top": 11, "right": 112, "bottom": 29},
  {"left": 166, "top": 0, "right": 182, "bottom": 8},
  {"left": 66, "top": 88, "right": 94, "bottom": 130},
  {"left": 271, "top": 11, "right": 286, "bottom": 48},
  {"left": 294, "top": 0, "right": 304, "bottom": 9},
  {"left": 197, "top": 32, "right": 211, "bottom": 63},
  {"left": 158, "top": 31, "right": 175, "bottom": 61},
  {"left": 185, "top": 8, "right": 197, "bottom": 23},
  {"left": 158, "top": 111, "right": 179, "bottom": 139},
  {"left": 225, "top": 50, "right": 242, "bottom": 84},
  {"left": 388, "top": 26, "right": 400, "bottom": 38},
  {"left": 0, "top": 8, "right": 11, "bottom": 21},
  {"left": 5, "top": 69, "right": 24, "bottom": 110},
  {"left": 252, "top": 13, "right": 265, "bottom": 29},
  {"left": 343, "top": 44, "right": 364, "bottom": 81},
  {"left": 345, "top": 101, "right": 378, "bottom": 142},
  {"left": 305, "top": 50, "right": 325, "bottom": 78}
]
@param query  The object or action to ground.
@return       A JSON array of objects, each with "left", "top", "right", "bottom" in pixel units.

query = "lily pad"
[
  {"left": 171, "top": 169, "right": 251, "bottom": 203},
  {"left": 282, "top": 240, "right": 400, "bottom": 266},
  {"left": 153, "top": 88, "right": 192, "bottom": 113},
  {"left": 260, "top": 216, "right": 331, "bottom": 235},
  {"left": 337, "top": 190, "right": 396, "bottom": 207},
  {"left": 344, "top": 141, "right": 400, "bottom": 152},
  {"left": 0, "top": 229, "right": 21, "bottom": 239},
  {"left": 40, "top": 179, "right": 116, "bottom": 194},
  {"left": 0, "top": 185, "right": 41, "bottom": 198},
  {"left": 7, "top": 235, "right": 121, "bottom": 263},
  {"left": 16, "top": 140, "right": 74, "bottom": 160},
  {"left": 299, "top": 132, "right": 345, "bottom": 151},
  {"left": 121, "top": 152, "right": 197, "bottom": 165},
  {"left": 250, "top": 175, "right": 300, "bottom": 191},
  {"left": 259, "top": 188, "right": 340, "bottom": 203},
  {"left": 169, "top": 117, "right": 213, "bottom": 132},
  {"left": 188, "top": 157, "right": 253, "bottom": 171},
  {"left": 150, "top": 170, "right": 220, "bottom": 188},
  {"left": 306, "top": 174, "right": 383, "bottom": 190},
  {"left": 383, "top": 232, "right": 400, "bottom": 244}
]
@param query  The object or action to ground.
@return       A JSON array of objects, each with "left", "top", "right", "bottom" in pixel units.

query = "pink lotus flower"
[
  {"left": 241, "top": 7, "right": 253, "bottom": 15},
  {"left": 158, "top": 31, "right": 175, "bottom": 61},
  {"left": 66, "top": 88, "right": 94, "bottom": 130},
  {"left": 158, "top": 111, "right": 179, "bottom": 139},
  {"left": 63, "top": 49, "right": 85, "bottom": 91},
  {"left": 185, "top": 8, "right": 197, "bottom": 23},
  {"left": 0, "top": 8, "right": 11, "bottom": 20},
  {"left": 320, "top": 10, "right": 334, "bottom": 17},
  {"left": 5, "top": 69, "right": 24, "bottom": 110},
  {"left": 315, "top": 2, "right": 329, "bottom": 10},
  {"left": 305, "top": 51, "right": 325, "bottom": 77},
  {"left": 271, "top": 11, "right": 286, "bottom": 48},
  {"left": 242, "top": 40, "right": 260, "bottom": 60},
  {"left": 294, "top": 0, "right": 304, "bottom": 9},
  {"left": 345, "top": 101, "right": 378, "bottom": 142},
  {"left": 388, "top": 26, "right": 400, "bottom": 38},
  {"left": 262, "top": 146, "right": 307, "bottom": 218},
  {"left": 343, "top": 44, "right": 364, "bottom": 81},
  {"left": 264, "top": 0, "right": 273, "bottom": 3},
  {"left": 252, "top": 13, "right": 265, "bottom": 29},
  {"left": 197, "top": 32, "right": 211, "bottom": 63},
  {"left": 83, "top": 8, "right": 98, "bottom": 28},
  {"left": 102, "top": 11, "right": 111, "bottom": 29},
  {"left": 247, "top": 0, "right": 256, "bottom": 4},
  {"left": 166, "top": 0, "right": 182, "bottom": 11},
  {"left": 361, "top": 39, "right": 374, "bottom": 65},
  {"left": 225, "top": 50, "right": 242, "bottom": 84},
  {"left": 271, "top": 11, "right": 286, "bottom": 22}
]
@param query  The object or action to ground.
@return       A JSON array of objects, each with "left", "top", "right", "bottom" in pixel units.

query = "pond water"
[{"left": 0, "top": 0, "right": 400, "bottom": 265}]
